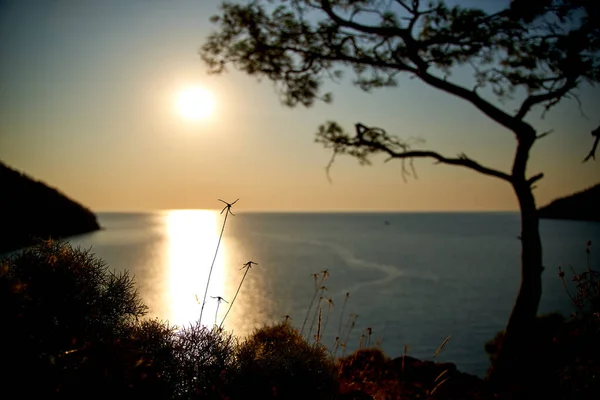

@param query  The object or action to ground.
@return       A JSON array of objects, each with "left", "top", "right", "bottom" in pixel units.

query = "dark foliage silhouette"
[
  {"left": 171, "top": 323, "right": 238, "bottom": 399},
  {"left": 0, "top": 240, "right": 177, "bottom": 398},
  {"left": 232, "top": 322, "right": 339, "bottom": 400}
]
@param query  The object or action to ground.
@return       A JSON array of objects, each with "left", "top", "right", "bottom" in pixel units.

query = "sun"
[{"left": 176, "top": 86, "right": 215, "bottom": 120}]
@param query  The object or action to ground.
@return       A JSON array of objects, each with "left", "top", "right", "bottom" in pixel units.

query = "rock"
[
  {"left": 338, "top": 349, "right": 490, "bottom": 399},
  {"left": 0, "top": 161, "right": 100, "bottom": 254},
  {"left": 392, "top": 355, "right": 486, "bottom": 399}
]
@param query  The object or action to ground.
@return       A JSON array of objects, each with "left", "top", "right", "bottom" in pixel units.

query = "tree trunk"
[{"left": 487, "top": 137, "right": 544, "bottom": 393}]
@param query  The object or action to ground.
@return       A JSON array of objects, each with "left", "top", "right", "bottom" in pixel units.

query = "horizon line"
[{"left": 93, "top": 208, "right": 521, "bottom": 214}]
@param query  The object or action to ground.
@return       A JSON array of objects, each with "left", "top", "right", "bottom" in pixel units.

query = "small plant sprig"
[
  {"left": 199, "top": 198, "right": 238, "bottom": 326},
  {"left": 339, "top": 313, "right": 358, "bottom": 357},
  {"left": 338, "top": 292, "right": 350, "bottom": 337},
  {"left": 433, "top": 335, "right": 451, "bottom": 359},
  {"left": 320, "top": 297, "right": 335, "bottom": 340},
  {"left": 301, "top": 269, "right": 329, "bottom": 337},
  {"left": 308, "top": 287, "right": 328, "bottom": 339},
  {"left": 210, "top": 296, "right": 228, "bottom": 327},
  {"left": 426, "top": 335, "right": 452, "bottom": 397},
  {"left": 220, "top": 260, "right": 257, "bottom": 328},
  {"left": 332, "top": 292, "right": 350, "bottom": 355},
  {"left": 558, "top": 240, "right": 599, "bottom": 318},
  {"left": 315, "top": 305, "right": 323, "bottom": 344}
]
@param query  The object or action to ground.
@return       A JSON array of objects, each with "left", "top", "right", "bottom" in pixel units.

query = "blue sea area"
[{"left": 65, "top": 211, "right": 600, "bottom": 377}]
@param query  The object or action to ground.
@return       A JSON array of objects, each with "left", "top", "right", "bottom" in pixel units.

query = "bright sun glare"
[
  {"left": 176, "top": 86, "right": 215, "bottom": 120},
  {"left": 167, "top": 210, "right": 225, "bottom": 327}
]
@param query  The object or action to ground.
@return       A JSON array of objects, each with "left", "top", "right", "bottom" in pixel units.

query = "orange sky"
[{"left": 1, "top": 0, "right": 598, "bottom": 212}]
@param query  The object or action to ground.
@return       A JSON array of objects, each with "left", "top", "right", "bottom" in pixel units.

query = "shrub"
[
  {"left": 338, "top": 348, "right": 393, "bottom": 382},
  {"left": 484, "top": 241, "right": 600, "bottom": 399},
  {"left": 554, "top": 242, "right": 600, "bottom": 399},
  {"left": 0, "top": 240, "right": 156, "bottom": 398},
  {"left": 232, "top": 322, "right": 338, "bottom": 399},
  {"left": 337, "top": 348, "right": 401, "bottom": 399},
  {"left": 171, "top": 324, "right": 238, "bottom": 399}
]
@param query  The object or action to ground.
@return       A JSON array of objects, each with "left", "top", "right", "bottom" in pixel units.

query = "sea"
[{"left": 16, "top": 211, "right": 600, "bottom": 377}]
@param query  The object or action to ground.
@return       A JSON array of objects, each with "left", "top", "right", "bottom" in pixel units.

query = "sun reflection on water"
[{"left": 166, "top": 210, "right": 226, "bottom": 328}]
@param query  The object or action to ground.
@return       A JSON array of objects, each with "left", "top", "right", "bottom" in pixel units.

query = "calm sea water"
[{"left": 58, "top": 212, "right": 600, "bottom": 377}]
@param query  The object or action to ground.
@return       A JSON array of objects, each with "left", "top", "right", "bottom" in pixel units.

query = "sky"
[{"left": 0, "top": 0, "right": 598, "bottom": 212}]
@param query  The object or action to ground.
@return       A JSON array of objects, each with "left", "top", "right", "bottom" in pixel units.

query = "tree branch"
[
  {"left": 417, "top": 70, "right": 532, "bottom": 136},
  {"left": 320, "top": 122, "right": 512, "bottom": 182},
  {"left": 527, "top": 173, "right": 544, "bottom": 186},
  {"left": 535, "top": 129, "right": 553, "bottom": 140},
  {"left": 583, "top": 124, "right": 600, "bottom": 163},
  {"left": 380, "top": 148, "right": 512, "bottom": 182},
  {"left": 320, "top": 0, "right": 408, "bottom": 37},
  {"left": 515, "top": 78, "right": 578, "bottom": 120}
]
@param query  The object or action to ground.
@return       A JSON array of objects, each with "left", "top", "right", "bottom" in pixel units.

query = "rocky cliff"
[
  {"left": 538, "top": 183, "right": 600, "bottom": 222},
  {"left": 0, "top": 161, "right": 100, "bottom": 253}
]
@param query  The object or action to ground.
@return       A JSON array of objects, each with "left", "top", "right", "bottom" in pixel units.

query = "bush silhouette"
[
  {"left": 172, "top": 324, "right": 238, "bottom": 399},
  {"left": 232, "top": 322, "right": 338, "bottom": 399},
  {"left": 485, "top": 247, "right": 600, "bottom": 399},
  {"left": 0, "top": 240, "right": 174, "bottom": 398}
]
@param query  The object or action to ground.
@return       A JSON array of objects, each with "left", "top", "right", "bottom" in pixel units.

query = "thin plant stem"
[
  {"left": 336, "top": 316, "right": 352, "bottom": 357},
  {"left": 558, "top": 266, "right": 576, "bottom": 305},
  {"left": 587, "top": 240, "right": 592, "bottom": 275},
  {"left": 199, "top": 212, "right": 229, "bottom": 325},
  {"left": 342, "top": 314, "right": 358, "bottom": 354},
  {"left": 308, "top": 288, "right": 326, "bottom": 339},
  {"left": 337, "top": 292, "right": 350, "bottom": 338},
  {"left": 321, "top": 298, "right": 334, "bottom": 339},
  {"left": 433, "top": 335, "right": 451, "bottom": 358},
  {"left": 220, "top": 261, "right": 256, "bottom": 328},
  {"left": 301, "top": 273, "right": 326, "bottom": 336},
  {"left": 332, "top": 336, "right": 340, "bottom": 357},
  {"left": 316, "top": 305, "right": 323, "bottom": 344},
  {"left": 199, "top": 198, "right": 238, "bottom": 325},
  {"left": 220, "top": 267, "right": 248, "bottom": 327},
  {"left": 210, "top": 296, "right": 228, "bottom": 327},
  {"left": 301, "top": 287, "right": 319, "bottom": 336}
]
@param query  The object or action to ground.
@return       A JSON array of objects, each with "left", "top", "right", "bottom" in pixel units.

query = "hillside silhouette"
[
  {"left": 538, "top": 183, "right": 600, "bottom": 222},
  {"left": 0, "top": 161, "right": 100, "bottom": 253}
]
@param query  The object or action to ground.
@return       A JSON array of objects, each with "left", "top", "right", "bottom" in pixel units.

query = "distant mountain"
[
  {"left": 0, "top": 161, "right": 101, "bottom": 254},
  {"left": 537, "top": 183, "right": 600, "bottom": 222}
]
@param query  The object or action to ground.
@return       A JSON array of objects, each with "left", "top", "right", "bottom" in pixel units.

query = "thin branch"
[
  {"left": 527, "top": 173, "right": 544, "bottom": 186},
  {"left": 571, "top": 91, "right": 589, "bottom": 120},
  {"left": 394, "top": 0, "right": 414, "bottom": 15},
  {"left": 320, "top": 0, "right": 408, "bottom": 38},
  {"left": 354, "top": 124, "right": 512, "bottom": 182},
  {"left": 325, "top": 150, "right": 337, "bottom": 184},
  {"left": 417, "top": 68, "right": 530, "bottom": 136},
  {"left": 536, "top": 129, "right": 553, "bottom": 140},
  {"left": 515, "top": 78, "right": 577, "bottom": 120},
  {"left": 583, "top": 124, "right": 600, "bottom": 163}
]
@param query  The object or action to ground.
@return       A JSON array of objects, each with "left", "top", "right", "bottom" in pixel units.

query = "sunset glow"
[{"left": 1, "top": 1, "right": 598, "bottom": 212}]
